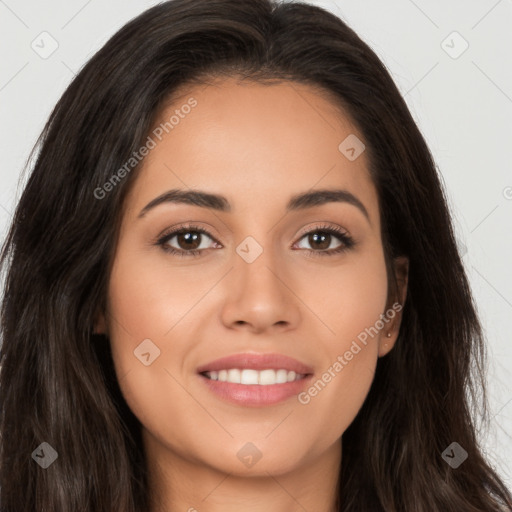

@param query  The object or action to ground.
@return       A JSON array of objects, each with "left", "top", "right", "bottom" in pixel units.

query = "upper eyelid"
[{"left": 295, "top": 223, "right": 349, "bottom": 238}]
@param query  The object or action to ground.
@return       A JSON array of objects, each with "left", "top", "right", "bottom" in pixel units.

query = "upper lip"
[{"left": 197, "top": 352, "right": 314, "bottom": 375}]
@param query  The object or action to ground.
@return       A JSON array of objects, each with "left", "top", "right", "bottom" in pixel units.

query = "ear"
[{"left": 378, "top": 255, "right": 409, "bottom": 357}]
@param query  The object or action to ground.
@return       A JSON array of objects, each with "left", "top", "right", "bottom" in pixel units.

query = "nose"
[{"left": 219, "top": 244, "right": 301, "bottom": 334}]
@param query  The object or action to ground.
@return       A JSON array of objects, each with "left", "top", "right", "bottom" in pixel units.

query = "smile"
[{"left": 202, "top": 368, "right": 307, "bottom": 385}]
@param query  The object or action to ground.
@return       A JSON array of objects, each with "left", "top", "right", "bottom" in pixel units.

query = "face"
[{"left": 96, "top": 77, "right": 407, "bottom": 479}]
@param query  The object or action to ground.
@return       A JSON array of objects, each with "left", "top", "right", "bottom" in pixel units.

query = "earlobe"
[{"left": 379, "top": 331, "right": 395, "bottom": 357}]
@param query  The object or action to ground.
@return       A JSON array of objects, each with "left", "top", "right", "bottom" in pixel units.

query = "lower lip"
[{"left": 199, "top": 373, "right": 313, "bottom": 407}]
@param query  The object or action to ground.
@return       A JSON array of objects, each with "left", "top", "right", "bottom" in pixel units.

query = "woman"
[{"left": 1, "top": 0, "right": 511, "bottom": 510}]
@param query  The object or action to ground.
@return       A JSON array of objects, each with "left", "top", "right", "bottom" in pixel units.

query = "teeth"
[
  {"left": 240, "top": 369, "right": 258, "bottom": 385},
  {"left": 227, "top": 369, "right": 241, "bottom": 383},
  {"left": 205, "top": 368, "right": 305, "bottom": 385}
]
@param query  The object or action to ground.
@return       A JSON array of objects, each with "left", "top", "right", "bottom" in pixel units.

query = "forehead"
[{"left": 123, "top": 77, "right": 378, "bottom": 223}]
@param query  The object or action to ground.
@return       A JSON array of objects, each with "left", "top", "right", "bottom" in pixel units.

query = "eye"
[
  {"left": 293, "top": 224, "right": 355, "bottom": 257},
  {"left": 157, "top": 224, "right": 220, "bottom": 257}
]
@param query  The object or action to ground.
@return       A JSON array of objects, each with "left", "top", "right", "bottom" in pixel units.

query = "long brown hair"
[{"left": 1, "top": 0, "right": 511, "bottom": 510}]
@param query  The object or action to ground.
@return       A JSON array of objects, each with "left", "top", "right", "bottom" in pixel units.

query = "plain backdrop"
[{"left": 1, "top": 0, "right": 511, "bottom": 488}]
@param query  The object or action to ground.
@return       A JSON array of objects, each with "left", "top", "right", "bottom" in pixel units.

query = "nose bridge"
[
  {"left": 234, "top": 232, "right": 285, "bottom": 295},
  {"left": 219, "top": 230, "right": 300, "bottom": 331}
]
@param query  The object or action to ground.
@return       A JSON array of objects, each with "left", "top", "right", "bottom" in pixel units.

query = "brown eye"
[
  {"left": 157, "top": 225, "right": 220, "bottom": 257},
  {"left": 163, "top": 229, "right": 216, "bottom": 252},
  {"left": 294, "top": 225, "right": 355, "bottom": 257}
]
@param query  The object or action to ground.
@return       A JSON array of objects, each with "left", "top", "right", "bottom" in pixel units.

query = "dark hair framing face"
[{"left": 1, "top": 0, "right": 511, "bottom": 511}]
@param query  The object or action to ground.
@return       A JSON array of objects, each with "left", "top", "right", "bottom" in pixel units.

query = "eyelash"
[{"left": 156, "top": 223, "right": 355, "bottom": 258}]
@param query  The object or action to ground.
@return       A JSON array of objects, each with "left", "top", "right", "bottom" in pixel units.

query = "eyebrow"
[{"left": 137, "top": 188, "right": 370, "bottom": 221}]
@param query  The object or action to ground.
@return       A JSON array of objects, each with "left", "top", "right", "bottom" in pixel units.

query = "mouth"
[
  {"left": 197, "top": 364, "right": 313, "bottom": 407},
  {"left": 196, "top": 352, "right": 314, "bottom": 406}
]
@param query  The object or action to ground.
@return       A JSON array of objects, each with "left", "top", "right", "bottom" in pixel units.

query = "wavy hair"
[{"left": 1, "top": 0, "right": 511, "bottom": 510}]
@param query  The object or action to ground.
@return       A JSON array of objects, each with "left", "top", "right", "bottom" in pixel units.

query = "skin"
[{"left": 95, "top": 77, "right": 408, "bottom": 512}]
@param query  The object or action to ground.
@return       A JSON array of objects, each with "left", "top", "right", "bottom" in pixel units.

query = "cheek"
[
  {"left": 294, "top": 247, "right": 388, "bottom": 433},
  {"left": 296, "top": 243, "right": 389, "bottom": 343},
  {"left": 104, "top": 249, "right": 209, "bottom": 459},
  {"left": 106, "top": 243, "right": 215, "bottom": 344}
]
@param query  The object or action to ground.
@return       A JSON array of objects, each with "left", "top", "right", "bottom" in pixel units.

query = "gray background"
[{"left": 1, "top": 0, "right": 511, "bottom": 487}]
